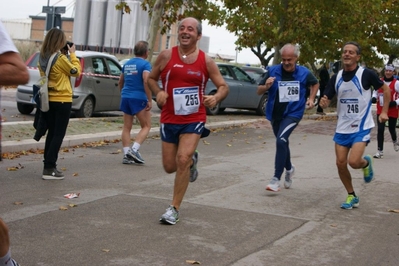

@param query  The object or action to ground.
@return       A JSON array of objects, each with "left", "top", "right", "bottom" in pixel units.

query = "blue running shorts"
[
  {"left": 161, "top": 122, "right": 210, "bottom": 144},
  {"left": 333, "top": 129, "right": 371, "bottom": 148},
  {"left": 120, "top": 98, "right": 147, "bottom": 115}
]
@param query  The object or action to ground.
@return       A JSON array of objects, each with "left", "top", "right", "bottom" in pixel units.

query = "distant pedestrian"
[
  {"left": 372, "top": 64, "right": 399, "bottom": 159},
  {"left": 118, "top": 41, "right": 152, "bottom": 165},
  {"left": 39, "top": 28, "right": 81, "bottom": 180},
  {"left": 148, "top": 17, "right": 229, "bottom": 225},
  {"left": 257, "top": 43, "right": 319, "bottom": 192},
  {"left": 316, "top": 63, "right": 330, "bottom": 115},
  {"left": 319, "top": 41, "right": 390, "bottom": 209},
  {"left": 0, "top": 20, "right": 28, "bottom": 266}
]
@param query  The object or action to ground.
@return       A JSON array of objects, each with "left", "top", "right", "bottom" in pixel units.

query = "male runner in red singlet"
[{"left": 148, "top": 17, "right": 229, "bottom": 225}]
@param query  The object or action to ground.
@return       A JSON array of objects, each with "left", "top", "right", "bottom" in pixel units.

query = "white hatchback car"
[{"left": 16, "top": 51, "right": 122, "bottom": 117}]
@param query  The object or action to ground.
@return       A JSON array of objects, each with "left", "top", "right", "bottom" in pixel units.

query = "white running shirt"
[{"left": 335, "top": 67, "right": 374, "bottom": 134}]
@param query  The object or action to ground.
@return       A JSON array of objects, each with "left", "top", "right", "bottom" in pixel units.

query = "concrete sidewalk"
[
  {"left": 1, "top": 117, "right": 399, "bottom": 265},
  {"left": 1, "top": 111, "right": 337, "bottom": 153}
]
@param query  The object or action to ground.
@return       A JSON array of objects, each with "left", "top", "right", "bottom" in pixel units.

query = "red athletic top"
[
  {"left": 376, "top": 78, "right": 398, "bottom": 118},
  {"left": 160, "top": 46, "right": 209, "bottom": 124}
]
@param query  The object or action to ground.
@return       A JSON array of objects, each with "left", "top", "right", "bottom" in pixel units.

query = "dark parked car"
[
  {"left": 241, "top": 66, "right": 267, "bottom": 83},
  {"left": 153, "top": 63, "right": 268, "bottom": 116},
  {"left": 16, "top": 51, "right": 122, "bottom": 118}
]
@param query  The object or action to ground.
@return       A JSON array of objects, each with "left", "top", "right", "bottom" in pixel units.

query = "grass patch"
[{"left": 2, "top": 116, "right": 161, "bottom": 142}]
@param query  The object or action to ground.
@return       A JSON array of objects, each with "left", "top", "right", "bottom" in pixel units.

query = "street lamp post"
[{"left": 235, "top": 47, "right": 238, "bottom": 63}]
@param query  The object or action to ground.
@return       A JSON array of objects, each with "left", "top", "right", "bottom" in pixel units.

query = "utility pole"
[
  {"left": 44, "top": 0, "right": 50, "bottom": 36},
  {"left": 42, "top": 1, "right": 66, "bottom": 36}
]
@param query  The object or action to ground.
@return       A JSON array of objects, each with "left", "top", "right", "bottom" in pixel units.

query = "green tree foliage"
[
  {"left": 118, "top": 0, "right": 399, "bottom": 68},
  {"left": 222, "top": 0, "right": 399, "bottom": 67}
]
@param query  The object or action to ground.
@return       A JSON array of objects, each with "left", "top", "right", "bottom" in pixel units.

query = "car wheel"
[
  {"left": 75, "top": 97, "right": 94, "bottom": 118},
  {"left": 205, "top": 92, "right": 221, "bottom": 115},
  {"left": 256, "top": 94, "right": 268, "bottom": 116},
  {"left": 17, "top": 103, "right": 34, "bottom": 115}
]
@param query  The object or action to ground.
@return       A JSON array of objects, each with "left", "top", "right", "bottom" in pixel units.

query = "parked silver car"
[
  {"left": 241, "top": 66, "right": 267, "bottom": 83},
  {"left": 152, "top": 63, "right": 268, "bottom": 116},
  {"left": 16, "top": 51, "right": 122, "bottom": 118},
  {"left": 207, "top": 63, "right": 268, "bottom": 116}
]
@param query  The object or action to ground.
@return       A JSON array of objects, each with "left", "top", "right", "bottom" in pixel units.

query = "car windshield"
[
  {"left": 232, "top": 66, "right": 252, "bottom": 82},
  {"left": 242, "top": 68, "right": 265, "bottom": 83},
  {"left": 246, "top": 71, "right": 262, "bottom": 80}
]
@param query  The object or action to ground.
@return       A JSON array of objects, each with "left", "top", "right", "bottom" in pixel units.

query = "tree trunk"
[{"left": 146, "top": 0, "right": 166, "bottom": 63}]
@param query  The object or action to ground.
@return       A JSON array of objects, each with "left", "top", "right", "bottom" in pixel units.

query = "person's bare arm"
[
  {"left": 306, "top": 82, "right": 319, "bottom": 108},
  {"left": 148, "top": 49, "right": 171, "bottom": 107},
  {"left": 0, "top": 52, "right": 29, "bottom": 86},
  {"left": 0, "top": 218, "right": 10, "bottom": 257},
  {"left": 319, "top": 95, "right": 330, "bottom": 109},
  {"left": 379, "top": 82, "right": 391, "bottom": 123},
  {"left": 203, "top": 55, "right": 229, "bottom": 108},
  {"left": 118, "top": 73, "right": 124, "bottom": 91},
  {"left": 143, "top": 71, "right": 152, "bottom": 110},
  {"left": 257, "top": 76, "right": 275, "bottom": 95}
]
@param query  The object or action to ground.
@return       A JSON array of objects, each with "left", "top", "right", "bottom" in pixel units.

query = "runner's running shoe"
[
  {"left": 190, "top": 150, "right": 199, "bottom": 182},
  {"left": 284, "top": 165, "right": 295, "bottom": 189},
  {"left": 266, "top": 177, "right": 281, "bottom": 192},
  {"left": 127, "top": 149, "right": 145, "bottom": 164},
  {"left": 363, "top": 155, "right": 374, "bottom": 183},
  {"left": 160, "top": 205, "right": 179, "bottom": 225},
  {"left": 373, "top": 151, "right": 383, "bottom": 159},
  {"left": 341, "top": 194, "right": 359, "bottom": 209},
  {"left": 122, "top": 155, "right": 135, "bottom": 164}
]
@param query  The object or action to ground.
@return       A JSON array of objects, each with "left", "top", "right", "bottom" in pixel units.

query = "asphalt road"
[{"left": 1, "top": 118, "right": 399, "bottom": 265}]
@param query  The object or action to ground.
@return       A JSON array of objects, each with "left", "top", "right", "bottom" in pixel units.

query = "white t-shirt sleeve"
[
  {"left": 372, "top": 89, "right": 377, "bottom": 98},
  {"left": 0, "top": 21, "right": 18, "bottom": 55},
  {"left": 395, "top": 80, "right": 399, "bottom": 104}
]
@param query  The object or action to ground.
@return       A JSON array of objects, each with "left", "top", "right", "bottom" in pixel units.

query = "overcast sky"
[{"left": 0, "top": 0, "right": 261, "bottom": 65}]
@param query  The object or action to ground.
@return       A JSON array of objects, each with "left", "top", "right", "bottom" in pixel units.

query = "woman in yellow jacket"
[{"left": 38, "top": 28, "right": 81, "bottom": 180}]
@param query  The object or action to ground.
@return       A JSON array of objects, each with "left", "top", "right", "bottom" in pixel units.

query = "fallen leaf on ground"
[
  {"left": 388, "top": 209, "right": 399, "bottom": 213},
  {"left": 186, "top": 260, "right": 201, "bottom": 264},
  {"left": 59, "top": 206, "right": 68, "bottom": 211},
  {"left": 110, "top": 150, "right": 121, "bottom": 154},
  {"left": 14, "top": 202, "right": 23, "bottom": 205},
  {"left": 73, "top": 173, "right": 79, "bottom": 176},
  {"left": 102, "top": 249, "right": 110, "bottom": 253},
  {"left": 6, "top": 163, "right": 24, "bottom": 171}
]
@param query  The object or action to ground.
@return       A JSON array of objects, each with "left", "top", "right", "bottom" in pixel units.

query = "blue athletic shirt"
[{"left": 121, "top": 57, "right": 152, "bottom": 100}]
